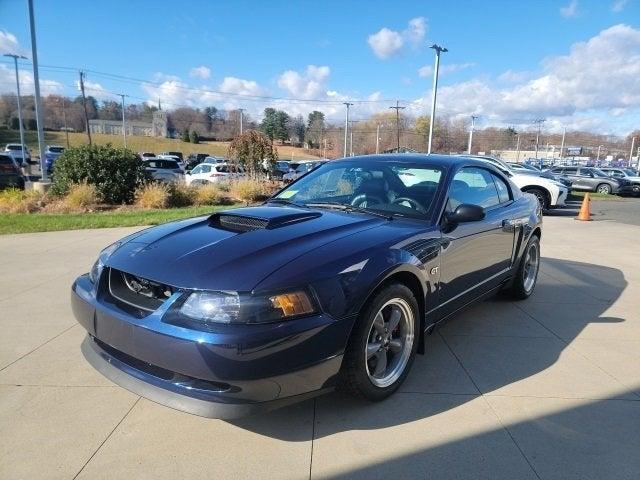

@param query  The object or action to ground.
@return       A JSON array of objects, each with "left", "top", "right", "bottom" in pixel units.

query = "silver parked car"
[{"left": 143, "top": 158, "right": 184, "bottom": 183}]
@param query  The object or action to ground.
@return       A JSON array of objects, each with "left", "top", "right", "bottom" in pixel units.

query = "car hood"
[{"left": 106, "top": 205, "right": 385, "bottom": 291}]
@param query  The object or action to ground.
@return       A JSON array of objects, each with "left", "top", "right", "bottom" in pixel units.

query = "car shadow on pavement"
[{"left": 231, "top": 257, "right": 629, "bottom": 446}]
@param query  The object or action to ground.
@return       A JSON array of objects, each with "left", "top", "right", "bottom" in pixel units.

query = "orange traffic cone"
[{"left": 575, "top": 193, "right": 592, "bottom": 221}]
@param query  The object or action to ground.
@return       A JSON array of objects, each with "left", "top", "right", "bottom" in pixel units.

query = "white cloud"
[
  {"left": 367, "top": 17, "right": 427, "bottom": 59},
  {"left": 277, "top": 65, "right": 330, "bottom": 99},
  {"left": 189, "top": 66, "right": 211, "bottom": 79},
  {"left": 73, "top": 79, "right": 115, "bottom": 101},
  {"left": 611, "top": 0, "right": 629, "bottom": 12},
  {"left": 0, "top": 64, "right": 63, "bottom": 96},
  {"left": 0, "top": 30, "right": 28, "bottom": 57},
  {"left": 418, "top": 62, "right": 476, "bottom": 77},
  {"left": 218, "top": 77, "right": 264, "bottom": 96},
  {"left": 560, "top": 0, "right": 579, "bottom": 18},
  {"left": 368, "top": 28, "right": 404, "bottom": 59},
  {"left": 412, "top": 24, "right": 640, "bottom": 134},
  {"left": 142, "top": 74, "right": 266, "bottom": 113}
]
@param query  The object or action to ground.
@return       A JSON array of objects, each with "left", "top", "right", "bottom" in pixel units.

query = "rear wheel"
[
  {"left": 342, "top": 284, "right": 419, "bottom": 400},
  {"left": 508, "top": 235, "right": 540, "bottom": 300},
  {"left": 596, "top": 183, "right": 612, "bottom": 195}
]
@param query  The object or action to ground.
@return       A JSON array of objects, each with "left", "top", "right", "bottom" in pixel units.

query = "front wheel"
[
  {"left": 342, "top": 284, "right": 419, "bottom": 400},
  {"left": 526, "top": 188, "right": 549, "bottom": 211},
  {"left": 596, "top": 183, "right": 612, "bottom": 195},
  {"left": 508, "top": 235, "right": 540, "bottom": 300}
]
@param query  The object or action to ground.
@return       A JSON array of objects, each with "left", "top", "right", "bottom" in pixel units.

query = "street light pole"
[
  {"left": 515, "top": 135, "right": 521, "bottom": 162},
  {"left": 533, "top": 118, "right": 545, "bottom": 168},
  {"left": 467, "top": 115, "right": 477, "bottom": 154},
  {"left": 629, "top": 136, "right": 636, "bottom": 165},
  {"left": 118, "top": 94, "right": 127, "bottom": 148},
  {"left": 27, "top": 0, "right": 47, "bottom": 181},
  {"left": 427, "top": 44, "right": 447, "bottom": 154},
  {"left": 596, "top": 145, "right": 603, "bottom": 164},
  {"left": 3, "top": 54, "right": 28, "bottom": 173},
  {"left": 375, "top": 124, "right": 381, "bottom": 154},
  {"left": 559, "top": 127, "right": 566, "bottom": 160},
  {"left": 239, "top": 108, "right": 244, "bottom": 135},
  {"left": 342, "top": 102, "right": 353, "bottom": 157}
]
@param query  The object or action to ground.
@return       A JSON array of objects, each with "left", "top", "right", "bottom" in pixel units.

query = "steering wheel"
[
  {"left": 350, "top": 194, "right": 384, "bottom": 208},
  {"left": 392, "top": 197, "right": 427, "bottom": 214}
]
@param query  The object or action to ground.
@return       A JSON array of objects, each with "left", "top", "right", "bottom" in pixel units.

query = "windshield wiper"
[{"left": 306, "top": 202, "right": 393, "bottom": 220}]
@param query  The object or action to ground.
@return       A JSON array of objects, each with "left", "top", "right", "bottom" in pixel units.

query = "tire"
[
  {"left": 596, "top": 183, "right": 612, "bottom": 195},
  {"left": 525, "top": 188, "right": 549, "bottom": 211},
  {"left": 342, "top": 284, "right": 419, "bottom": 401},
  {"left": 508, "top": 235, "right": 541, "bottom": 300}
]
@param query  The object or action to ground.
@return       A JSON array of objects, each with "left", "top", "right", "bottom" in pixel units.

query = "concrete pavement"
[{"left": 1, "top": 217, "right": 639, "bottom": 479}]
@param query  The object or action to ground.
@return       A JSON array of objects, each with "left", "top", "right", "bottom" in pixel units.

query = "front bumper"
[
  {"left": 618, "top": 184, "right": 640, "bottom": 196},
  {"left": 553, "top": 187, "right": 568, "bottom": 207},
  {"left": 72, "top": 274, "right": 350, "bottom": 418}
]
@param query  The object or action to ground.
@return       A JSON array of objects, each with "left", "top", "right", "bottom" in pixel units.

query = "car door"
[
  {"left": 437, "top": 167, "right": 517, "bottom": 317},
  {"left": 575, "top": 168, "right": 598, "bottom": 190}
]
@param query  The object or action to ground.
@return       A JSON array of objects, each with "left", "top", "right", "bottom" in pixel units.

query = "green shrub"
[
  {"left": 135, "top": 183, "right": 169, "bottom": 209},
  {"left": 51, "top": 144, "right": 148, "bottom": 204}
]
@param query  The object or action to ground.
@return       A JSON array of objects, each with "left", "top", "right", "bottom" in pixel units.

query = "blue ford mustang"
[{"left": 72, "top": 154, "right": 542, "bottom": 418}]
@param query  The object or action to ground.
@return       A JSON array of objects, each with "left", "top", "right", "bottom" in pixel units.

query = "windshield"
[
  {"left": 48, "top": 147, "right": 64, "bottom": 153},
  {"left": 622, "top": 168, "right": 636, "bottom": 176},
  {"left": 6, "top": 145, "right": 23, "bottom": 151},
  {"left": 274, "top": 160, "right": 444, "bottom": 218}
]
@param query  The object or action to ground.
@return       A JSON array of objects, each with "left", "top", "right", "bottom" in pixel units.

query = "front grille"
[
  {"left": 216, "top": 214, "right": 268, "bottom": 232},
  {"left": 107, "top": 268, "right": 174, "bottom": 315}
]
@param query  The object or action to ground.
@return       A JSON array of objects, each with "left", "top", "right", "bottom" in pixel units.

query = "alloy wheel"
[
  {"left": 522, "top": 241, "right": 540, "bottom": 293},
  {"left": 365, "top": 298, "right": 414, "bottom": 388}
]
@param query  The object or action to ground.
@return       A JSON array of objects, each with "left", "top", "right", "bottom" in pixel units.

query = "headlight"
[
  {"left": 177, "top": 289, "right": 317, "bottom": 325},
  {"left": 89, "top": 242, "right": 121, "bottom": 283}
]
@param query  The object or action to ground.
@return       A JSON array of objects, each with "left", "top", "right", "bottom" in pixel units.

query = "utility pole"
[
  {"left": 427, "top": 44, "right": 448, "bottom": 154},
  {"left": 238, "top": 108, "right": 244, "bottom": 135},
  {"left": 118, "top": 94, "right": 127, "bottom": 147},
  {"left": 533, "top": 118, "right": 545, "bottom": 167},
  {"left": 467, "top": 115, "right": 478, "bottom": 154},
  {"left": 389, "top": 101, "right": 405, "bottom": 152},
  {"left": 3, "top": 54, "right": 27, "bottom": 175},
  {"left": 27, "top": 0, "right": 47, "bottom": 181},
  {"left": 559, "top": 127, "right": 566, "bottom": 160},
  {"left": 342, "top": 102, "right": 353, "bottom": 157},
  {"left": 61, "top": 97, "right": 69, "bottom": 148},
  {"left": 79, "top": 71, "right": 92, "bottom": 145},
  {"left": 375, "top": 124, "right": 381, "bottom": 154}
]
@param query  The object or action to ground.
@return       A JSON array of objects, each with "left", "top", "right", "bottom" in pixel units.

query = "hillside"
[{"left": 0, "top": 130, "right": 321, "bottom": 160}]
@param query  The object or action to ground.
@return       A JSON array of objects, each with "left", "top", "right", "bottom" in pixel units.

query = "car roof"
[{"left": 331, "top": 153, "right": 501, "bottom": 170}]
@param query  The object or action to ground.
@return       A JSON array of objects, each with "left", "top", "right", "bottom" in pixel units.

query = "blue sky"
[{"left": 1, "top": 0, "right": 639, "bottom": 134}]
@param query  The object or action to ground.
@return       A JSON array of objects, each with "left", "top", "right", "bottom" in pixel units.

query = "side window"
[
  {"left": 577, "top": 168, "right": 592, "bottom": 177},
  {"left": 492, "top": 174, "right": 511, "bottom": 204},
  {"left": 191, "top": 165, "right": 203, "bottom": 174},
  {"left": 564, "top": 167, "right": 578, "bottom": 175},
  {"left": 448, "top": 167, "right": 500, "bottom": 211},
  {"left": 200, "top": 165, "right": 211, "bottom": 173}
]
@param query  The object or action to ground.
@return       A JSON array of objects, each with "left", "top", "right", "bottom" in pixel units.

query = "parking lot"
[{"left": 1, "top": 210, "right": 639, "bottom": 480}]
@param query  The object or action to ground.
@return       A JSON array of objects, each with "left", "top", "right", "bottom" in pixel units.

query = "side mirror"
[
  {"left": 186, "top": 170, "right": 191, "bottom": 175},
  {"left": 446, "top": 204, "right": 485, "bottom": 225}
]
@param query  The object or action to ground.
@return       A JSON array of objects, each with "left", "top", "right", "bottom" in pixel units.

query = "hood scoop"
[{"left": 209, "top": 206, "right": 322, "bottom": 233}]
